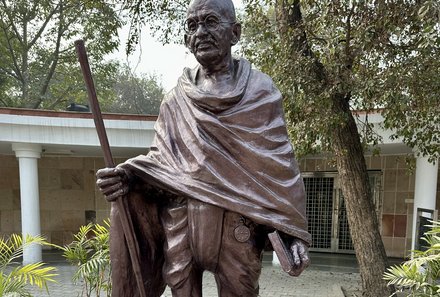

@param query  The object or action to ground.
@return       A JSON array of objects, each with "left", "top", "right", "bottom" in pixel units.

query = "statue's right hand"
[{"left": 96, "top": 167, "right": 130, "bottom": 202}]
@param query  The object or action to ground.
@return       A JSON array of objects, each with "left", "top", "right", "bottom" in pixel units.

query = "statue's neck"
[{"left": 196, "top": 58, "right": 237, "bottom": 94}]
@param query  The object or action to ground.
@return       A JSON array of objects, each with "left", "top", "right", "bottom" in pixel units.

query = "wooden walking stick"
[{"left": 75, "top": 40, "right": 147, "bottom": 297}]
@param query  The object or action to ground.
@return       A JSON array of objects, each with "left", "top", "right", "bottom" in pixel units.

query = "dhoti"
[{"left": 162, "top": 197, "right": 265, "bottom": 297}]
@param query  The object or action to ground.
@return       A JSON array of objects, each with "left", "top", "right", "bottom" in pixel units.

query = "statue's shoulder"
[
  {"left": 164, "top": 65, "right": 199, "bottom": 102},
  {"left": 242, "top": 59, "right": 276, "bottom": 92},
  {"left": 161, "top": 67, "right": 190, "bottom": 103},
  {"left": 243, "top": 61, "right": 279, "bottom": 97}
]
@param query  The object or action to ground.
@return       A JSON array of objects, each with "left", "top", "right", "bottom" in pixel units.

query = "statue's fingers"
[
  {"left": 96, "top": 176, "right": 122, "bottom": 189},
  {"left": 105, "top": 192, "right": 118, "bottom": 202},
  {"left": 115, "top": 167, "right": 128, "bottom": 178},
  {"left": 290, "top": 244, "right": 301, "bottom": 267},
  {"left": 104, "top": 186, "right": 128, "bottom": 202},
  {"left": 100, "top": 182, "right": 123, "bottom": 196},
  {"left": 96, "top": 167, "right": 120, "bottom": 179},
  {"left": 300, "top": 252, "right": 311, "bottom": 269},
  {"left": 297, "top": 243, "right": 310, "bottom": 268}
]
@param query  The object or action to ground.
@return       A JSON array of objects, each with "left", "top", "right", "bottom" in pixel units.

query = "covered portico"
[{"left": 0, "top": 108, "right": 156, "bottom": 264}]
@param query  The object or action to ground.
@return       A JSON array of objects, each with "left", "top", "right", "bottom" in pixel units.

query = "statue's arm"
[{"left": 95, "top": 99, "right": 168, "bottom": 202}]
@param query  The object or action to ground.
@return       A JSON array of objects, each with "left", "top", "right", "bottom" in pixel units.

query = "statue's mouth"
[{"left": 196, "top": 40, "right": 216, "bottom": 51}]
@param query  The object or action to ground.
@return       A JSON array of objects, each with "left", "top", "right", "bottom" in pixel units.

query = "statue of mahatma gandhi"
[{"left": 96, "top": 0, "right": 311, "bottom": 296}]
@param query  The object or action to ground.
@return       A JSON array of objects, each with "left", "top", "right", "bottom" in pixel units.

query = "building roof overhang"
[
  {"left": 0, "top": 108, "right": 158, "bottom": 158},
  {"left": 0, "top": 107, "right": 413, "bottom": 159}
]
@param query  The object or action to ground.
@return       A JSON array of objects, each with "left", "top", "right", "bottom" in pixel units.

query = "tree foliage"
[
  {"left": 0, "top": 0, "right": 121, "bottom": 110},
  {"left": 241, "top": 0, "right": 439, "bottom": 160},
  {"left": 106, "top": 64, "right": 164, "bottom": 115},
  {"left": 121, "top": 0, "right": 190, "bottom": 53}
]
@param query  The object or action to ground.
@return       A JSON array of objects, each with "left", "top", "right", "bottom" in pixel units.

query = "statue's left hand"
[{"left": 289, "top": 238, "right": 310, "bottom": 276}]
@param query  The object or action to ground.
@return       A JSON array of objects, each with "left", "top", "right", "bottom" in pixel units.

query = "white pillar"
[
  {"left": 12, "top": 143, "right": 42, "bottom": 264},
  {"left": 411, "top": 156, "right": 439, "bottom": 251}
]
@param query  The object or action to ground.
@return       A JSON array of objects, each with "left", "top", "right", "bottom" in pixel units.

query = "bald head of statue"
[
  {"left": 184, "top": 0, "right": 241, "bottom": 72},
  {"left": 188, "top": 0, "right": 237, "bottom": 21}
]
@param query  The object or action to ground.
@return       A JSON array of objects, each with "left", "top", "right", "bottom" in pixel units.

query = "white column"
[
  {"left": 411, "top": 156, "right": 439, "bottom": 251},
  {"left": 12, "top": 143, "right": 42, "bottom": 264}
]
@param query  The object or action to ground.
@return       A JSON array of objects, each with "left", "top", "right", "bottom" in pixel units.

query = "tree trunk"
[
  {"left": 331, "top": 94, "right": 392, "bottom": 297},
  {"left": 274, "top": 1, "right": 394, "bottom": 295}
]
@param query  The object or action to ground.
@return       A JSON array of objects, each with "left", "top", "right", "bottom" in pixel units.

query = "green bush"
[
  {"left": 0, "top": 234, "right": 57, "bottom": 296},
  {"left": 61, "top": 220, "right": 111, "bottom": 297},
  {"left": 384, "top": 220, "right": 440, "bottom": 296}
]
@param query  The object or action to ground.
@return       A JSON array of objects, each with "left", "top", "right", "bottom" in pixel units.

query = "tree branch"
[
  {"left": 0, "top": 66, "right": 19, "bottom": 80},
  {"left": 0, "top": 22, "right": 23, "bottom": 81},
  {"left": 28, "top": 2, "right": 60, "bottom": 49},
  {"left": 345, "top": 3, "right": 356, "bottom": 69},
  {"left": 0, "top": 97, "right": 9, "bottom": 107},
  {"left": 276, "top": 0, "right": 327, "bottom": 83},
  {"left": 37, "top": 1, "right": 64, "bottom": 103},
  {"left": 0, "top": 0, "right": 23, "bottom": 45},
  {"left": 45, "top": 84, "right": 75, "bottom": 110}
]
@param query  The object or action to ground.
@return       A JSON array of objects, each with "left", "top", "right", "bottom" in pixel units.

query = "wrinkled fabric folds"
[{"left": 121, "top": 58, "right": 311, "bottom": 244}]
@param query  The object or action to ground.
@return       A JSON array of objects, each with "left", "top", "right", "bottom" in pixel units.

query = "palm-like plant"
[
  {"left": 0, "top": 234, "right": 57, "bottom": 296},
  {"left": 384, "top": 220, "right": 440, "bottom": 296},
  {"left": 61, "top": 220, "right": 111, "bottom": 297}
]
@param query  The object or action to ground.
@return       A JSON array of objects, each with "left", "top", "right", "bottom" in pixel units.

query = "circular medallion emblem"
[{"left": 234, "top": 225, "right": 251, "bottom": 243}]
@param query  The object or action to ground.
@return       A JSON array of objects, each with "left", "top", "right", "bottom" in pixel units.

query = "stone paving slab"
[{"left": 28, "top": 264, "right": 361, "bottom": 297}]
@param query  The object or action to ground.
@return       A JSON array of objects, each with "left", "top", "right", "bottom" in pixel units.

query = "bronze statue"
[{"left": 96, "top": 0, "right": 311, "bottom": 296}]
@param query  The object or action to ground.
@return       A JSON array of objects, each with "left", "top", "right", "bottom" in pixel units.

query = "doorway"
[{"left": 303, "top": 171, "right": 382, "bottom": 253}]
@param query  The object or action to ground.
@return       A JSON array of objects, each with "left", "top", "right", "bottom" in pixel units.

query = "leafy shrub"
[
  {"left": 384, "top": 220, "right": 440, "bottom": 296},
  {"left": 61, "top": 220, "right": 111, "bottom": 297},
  {"left": 0, "top": 234, "right": 57, "bottom": 296}
]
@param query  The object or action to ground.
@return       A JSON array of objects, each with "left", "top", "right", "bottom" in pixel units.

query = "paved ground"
[
  {"left": 29, "top": 264, "right": 361, "bottom": 297},
  {"left": 27, "top": 252, "right": 365, "bottom": 297}
]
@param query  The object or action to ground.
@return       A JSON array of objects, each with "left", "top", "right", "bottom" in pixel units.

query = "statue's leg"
[
  {"left": 161, "top": 197, "right": 203, "bottom": 297},
  {"left": 214, "top": 212, "right": 263, "bottom": 297},
  {"left": 168, "top": 266, "right": 203, "bottom": 297}
]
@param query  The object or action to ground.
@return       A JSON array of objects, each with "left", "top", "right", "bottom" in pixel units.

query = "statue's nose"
[{"left": 195, "top": 22, "right": 209, "bottom": 36}]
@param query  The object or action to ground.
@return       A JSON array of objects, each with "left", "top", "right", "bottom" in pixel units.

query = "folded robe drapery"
[{"left": 120, "top": 58, "right": 311, "bottom": 245}]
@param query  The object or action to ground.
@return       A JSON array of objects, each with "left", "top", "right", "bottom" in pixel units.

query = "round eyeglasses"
[{"left": 184, "top": 15, "right": 235, "bottom": 35}]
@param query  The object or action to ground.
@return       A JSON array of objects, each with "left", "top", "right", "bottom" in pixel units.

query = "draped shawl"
[{"left": 121, "top": 58, "right": 311, "bottom": 244}]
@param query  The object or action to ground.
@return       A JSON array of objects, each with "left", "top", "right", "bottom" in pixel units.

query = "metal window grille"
[
  {"left": 304, "top": 171, "right": 382, "bottom": 253},
  {"left": 304, "top": 177, "right": 334, "bottom": 249}
]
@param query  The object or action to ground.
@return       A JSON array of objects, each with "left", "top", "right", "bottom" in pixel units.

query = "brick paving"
[{"left": 28, "top": 263, "right": 361, "bottom": 297}]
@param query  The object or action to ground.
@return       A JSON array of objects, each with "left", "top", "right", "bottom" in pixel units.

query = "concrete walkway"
[
  {"left": 29, "top": 264, "right": 360, "bottom": 297},
  {"left": 27, "top": 252, "right": 366, "bottom": 297}
]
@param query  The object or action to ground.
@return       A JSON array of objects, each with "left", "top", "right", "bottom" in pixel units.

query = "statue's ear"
[
  {"left": 184, "top": 34, "right": 193, "bottom": 53},
  {"left": 231, "top": 22, "right": 241, "bottom": 45}
]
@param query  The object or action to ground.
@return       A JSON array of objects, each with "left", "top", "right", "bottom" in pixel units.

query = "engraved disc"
[{"left": 234, "top": 225, "right": 251, "bottom": 243}]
